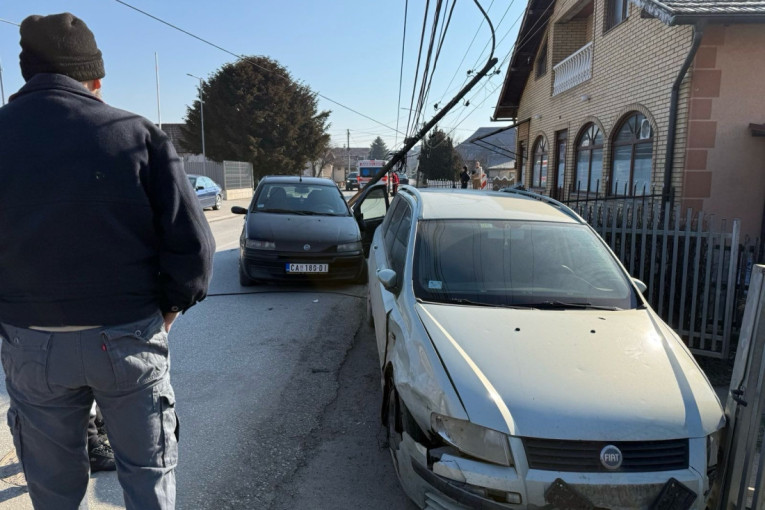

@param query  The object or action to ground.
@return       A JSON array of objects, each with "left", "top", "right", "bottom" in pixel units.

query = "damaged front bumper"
[{"left": 397, "top": 434, "right": 708, "bottom": 510}]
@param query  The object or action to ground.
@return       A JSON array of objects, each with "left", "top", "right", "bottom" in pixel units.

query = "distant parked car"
[
  {"left": 355, "top": 184, "right": 725, "bottom": 510},
  {"left": 397, "top": 172, "right": 409, "bottom": 185},
  {"left": 187, "top": 174, "right": 222, "bottom": 210},
  {"left": 345, "top": 172, "right": 359, "bottom": 191},
  {"left": 232, "top": 176, "right": 365, "bottom": 285}
]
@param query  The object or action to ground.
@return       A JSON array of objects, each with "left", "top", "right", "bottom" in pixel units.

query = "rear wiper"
[{"left": 527, "top": 300, "right": 620, "bottom": 311}]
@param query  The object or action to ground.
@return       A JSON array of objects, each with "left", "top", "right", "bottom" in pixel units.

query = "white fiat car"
[{"left": 355, "top": 185, "right": 725, "bottom": 510}]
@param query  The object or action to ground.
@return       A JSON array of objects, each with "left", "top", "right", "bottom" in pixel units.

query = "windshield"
[
  {"left": 253, "top": 183, "right": 350, "bottom": 216},
  {"left": 413, "top": 220, "right": 638, "bottom": 309}
]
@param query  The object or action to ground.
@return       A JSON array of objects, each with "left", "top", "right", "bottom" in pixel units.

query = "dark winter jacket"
[{"left": 0, "top": 74, "right": 215, "bottom": 327}]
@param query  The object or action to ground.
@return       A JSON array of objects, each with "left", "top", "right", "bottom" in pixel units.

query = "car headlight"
[
  {"left": 431, "top": 414, "right": 513, "bottom": 466},
  {"left": 337, "top": 241, "right": 362, "bottom": 252},
  {"left": 245, "top": 239, "right": 276, "bottom": 250}
]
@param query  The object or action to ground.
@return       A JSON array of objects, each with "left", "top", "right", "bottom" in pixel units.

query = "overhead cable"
[{"left": 112, "top": 0, "right": 404, "bottom": 136}]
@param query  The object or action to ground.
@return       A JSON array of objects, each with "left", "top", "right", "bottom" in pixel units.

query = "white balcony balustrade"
[{"left": 553, "top": 42, "right": 593, "bottom": 96}]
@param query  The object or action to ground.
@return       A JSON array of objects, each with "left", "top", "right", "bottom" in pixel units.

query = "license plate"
[
  {"left": 651, "top": 478, "right": 697, "bottom": 510},
  {"left": 286, "top": 263, "right": 328, "bottom": 273}
]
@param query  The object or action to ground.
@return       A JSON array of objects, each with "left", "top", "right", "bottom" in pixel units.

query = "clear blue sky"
[{"left": 1, "top": 0, "right": 524, "bottom": 151}]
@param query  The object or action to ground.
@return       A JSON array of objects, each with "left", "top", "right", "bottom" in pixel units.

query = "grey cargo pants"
[{"left": 0, "top": 312, "right": 177, "bottom": 510}]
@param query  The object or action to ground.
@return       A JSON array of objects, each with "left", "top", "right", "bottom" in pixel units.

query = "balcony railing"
[{"left": 552, "top": 41, "right": 593, "bottom": 96}]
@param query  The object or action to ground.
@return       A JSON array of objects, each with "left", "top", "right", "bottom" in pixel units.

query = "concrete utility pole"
[
  {"left": 347, "top": 129, "right": 350, "bottom": 177},
  {"left": 348, "top": 56, "right": 498, "bottom": 206},
  {"left": 187, "top": 73, "right": 207, "bottom": 175}
]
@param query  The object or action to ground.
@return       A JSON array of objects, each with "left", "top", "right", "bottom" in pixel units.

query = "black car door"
[{"left": 352, "top": 183, "right": 389, "bottom": 257}]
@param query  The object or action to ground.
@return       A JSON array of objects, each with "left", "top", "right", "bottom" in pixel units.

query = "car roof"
[
  {"left": 261, "top": 176, "right": 336, "bottom": 186},
  {"left": 414, "top": 189, "right": 580, "bottom": 223}
]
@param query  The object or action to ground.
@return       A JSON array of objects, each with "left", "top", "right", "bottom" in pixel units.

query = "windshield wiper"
[
  {"left": 527, "top": 300, "right": 620, "bottom": 311},
  {"left": 417, "top": 297, "right": 522, "bottom": 308},
  {"left": 261, "top": 208, "right": 309, "bottom": 215}
]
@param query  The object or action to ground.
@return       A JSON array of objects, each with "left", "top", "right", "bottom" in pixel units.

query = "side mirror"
[
  {"left": 377, "top": 268, "right": 397, "bottom": 291},
  {"left": 231, "top": 206, "right": 248, "bottom": 214},
  {"left": 196, "top": 186, "right": 205, "bottom": 191},
  {"left": 632, "top": 278, "right": 647, "bottom": 294}
]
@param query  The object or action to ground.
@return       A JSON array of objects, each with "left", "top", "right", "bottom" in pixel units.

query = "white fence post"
[{"left": 718, "top": 264, "right": 765, "bottom": 509}]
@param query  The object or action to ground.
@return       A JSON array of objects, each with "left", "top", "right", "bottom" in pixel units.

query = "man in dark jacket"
[
  {"left": 460, "top": 165, "right": 470, "bottom": 189},
  {"left": 0, "top": 13, "right": 214, "bottom": 510}
]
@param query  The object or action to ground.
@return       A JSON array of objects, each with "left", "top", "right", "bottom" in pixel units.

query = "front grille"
[{"left": 523, "top": 438, "right": 689, "bottom": 472}]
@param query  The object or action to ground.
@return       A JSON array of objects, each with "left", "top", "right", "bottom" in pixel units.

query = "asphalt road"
[{"left": 0, "top": 198, "right": 414, "bottom": 510}]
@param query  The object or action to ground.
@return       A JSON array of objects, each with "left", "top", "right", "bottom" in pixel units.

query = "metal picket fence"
[
  {"left": 571, "top": 197, "right": 746, "bottom": 359},
  {"left": 183, "top": 160, "right": 253, "bottom": 191}
]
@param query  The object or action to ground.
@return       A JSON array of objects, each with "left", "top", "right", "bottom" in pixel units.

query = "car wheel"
[
  {"left": 239, "top": 263, "right": 254, "bottom": 286},
  {"left": 213, "top": 194, "right": 222, "bottom": 210},
  {"left": 385, "top": 383, "right": 403, "bottom": 475}
]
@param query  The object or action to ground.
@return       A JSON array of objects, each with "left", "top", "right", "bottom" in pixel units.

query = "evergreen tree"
[
  {"left": 182, "top": 56, "right": 330, "bottom": 179},
  {"left": 368, "top": 136, "right": 389, "bottom": 160},
  {"left": 418, "top": 129, "right": 463, "bottom": 181}
]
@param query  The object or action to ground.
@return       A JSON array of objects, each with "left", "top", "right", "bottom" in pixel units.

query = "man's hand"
[{"left": 163, "top": 312, "right": 179, "bottom": 333}]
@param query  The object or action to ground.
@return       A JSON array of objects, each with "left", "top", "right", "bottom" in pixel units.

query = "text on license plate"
[{"left": 286, "top": 263, "right": 328, "bottom": 273}]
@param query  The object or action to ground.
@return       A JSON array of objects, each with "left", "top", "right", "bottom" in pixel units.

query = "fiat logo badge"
[
  {"left": 600, "top": 445, "right": 623, "bottom": 470},
  {"left": 303, "top": 244, "right": 311, "bottom": 251}
]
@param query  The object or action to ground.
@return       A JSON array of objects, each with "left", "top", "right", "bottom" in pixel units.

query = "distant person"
[
  {"left": 460, "top": 166, "right": 470, "bottom": 189},
  {"left": 391, "top": 171, "right": 400, "bottom": 195},
  {"left": 0, "top": 12, "right": 215, "bottom": 509}
]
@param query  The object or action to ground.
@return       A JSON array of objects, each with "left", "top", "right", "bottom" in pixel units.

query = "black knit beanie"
[{"left": 19, "top": 12, "right": 105, "bottom": 82}]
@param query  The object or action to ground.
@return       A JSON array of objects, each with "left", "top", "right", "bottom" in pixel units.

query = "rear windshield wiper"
[{"left": 526, "top": 300, "right": 620, "bottom": 311}]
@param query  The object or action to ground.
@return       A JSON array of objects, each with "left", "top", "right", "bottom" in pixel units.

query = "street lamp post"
[{"left": 186, "top": 73, "right": 206, "bottom": 175}]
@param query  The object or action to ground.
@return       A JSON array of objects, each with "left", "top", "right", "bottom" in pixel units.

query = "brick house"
[{"left": 493, "top": 0, "right": 765, "bottom": 238}]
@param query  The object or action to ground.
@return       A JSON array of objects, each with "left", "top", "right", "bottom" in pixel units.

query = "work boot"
[{"left": 89, "top": 441, "right": 116, "bottom": 472}]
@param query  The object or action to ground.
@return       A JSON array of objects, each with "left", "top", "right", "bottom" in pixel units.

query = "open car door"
[{"left": 352, "top": 183, "right": 389, "bottom": 257}]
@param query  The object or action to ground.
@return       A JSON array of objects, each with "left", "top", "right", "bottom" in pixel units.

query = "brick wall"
[{"left": 514, "top": 0, "right": 693, "bottom": 200}]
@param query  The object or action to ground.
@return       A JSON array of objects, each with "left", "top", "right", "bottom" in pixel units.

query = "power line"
[
  {"left": 433, "top": 0, "right": 495, "bottom": 109},
  {"left": 112, "top": 0, "right": 405, "bottom": 136},
  {"left": 411, "top": 0, "right": 445, "bottom": 139},
  {"left": 405, "top": 0, "right": 432, "bottom": 140},
  {"left": 394, "top": 0, "right": 409, "bottom": 149},
  {"left": 0, "top": 18, "right": 20, "bottom": 27}
]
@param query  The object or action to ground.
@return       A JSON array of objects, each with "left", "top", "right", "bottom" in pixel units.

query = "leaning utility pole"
[{"left": 348, "top": 55, "right": 498, "bottom": 205}]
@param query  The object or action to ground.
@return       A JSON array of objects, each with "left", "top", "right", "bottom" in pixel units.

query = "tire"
[
  {"left": 213, "top": 194, "right": 222, "bottom": 210},
  {"left": 352, "top": 259, "right": 368, "bottom": 285},
  {"left": 239, "top": 262, "right": 254, "bottom": 286},
  {"left": 385, "top": 383, "right": 402, "bottom": 474}
]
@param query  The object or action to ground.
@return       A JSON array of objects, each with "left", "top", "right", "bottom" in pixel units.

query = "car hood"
[
  {"left": 416, "top": 303, "right": 724, "bottom": 440},
  {"left": 246, "top": 213, "right": 360, "bottom": 247}
]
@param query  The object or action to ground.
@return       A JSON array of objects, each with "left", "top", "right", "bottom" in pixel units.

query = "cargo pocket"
[
  {"left": 102, "top": 314, "right": 168, "bottom": 390},
  {"left": 157, "top": 383, "right": 178, "bottom": 468},
  {"left": 0, "top": 325, "right": 52, "bottom": 396},
  {"left": 6, "top": 408, "right": 26, "bottom": 475}
]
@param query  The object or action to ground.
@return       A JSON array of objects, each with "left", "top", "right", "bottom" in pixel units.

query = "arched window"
[
  {"left": 531, "top": 136, "right": 548, "bottom": 188},
  {"left": 611, "top": 112, "right": 653, "bottom": 195},
  {"left": 575, "top": 124, "right": 603, "bottom": 193}
]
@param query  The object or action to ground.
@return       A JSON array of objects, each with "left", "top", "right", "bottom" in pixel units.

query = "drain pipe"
[{"left": 663, "top": 21, "right": 705, "bottom": 206}]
